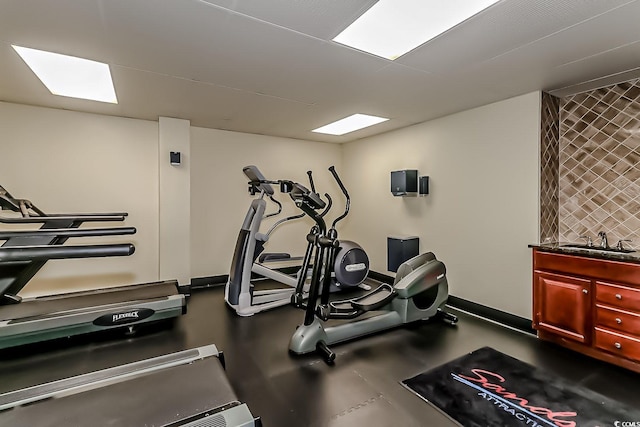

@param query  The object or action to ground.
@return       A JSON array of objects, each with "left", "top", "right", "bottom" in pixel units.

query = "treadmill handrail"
[
  {"left": 0, "top": 185, "right": 46, "bottom": 217},
  {"left": 0, "top": 344, "right": 220, "bottom": 411},
  {"left": 0, "top": 227, "right": 137, "bottom": 240},
  {"left": 0, "top": 244, "right": 135, "bottom": 262},
  {"left": 0, "top": 212, "right": 128, "bottom": 224}
]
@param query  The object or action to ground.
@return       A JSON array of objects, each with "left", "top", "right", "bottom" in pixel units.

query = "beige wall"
[
  {"left": 0, "top": 102, "right": 159, "bottom": 296},
  {"left": 1, "top": 101, "right": 341, "bottom": 296},
  {"left": 2, "top": 96, "right": 541, "bottom": 319},
  {"left": 341, "top": 92, "right": 541, "bottom": 318},
  {"left": 190, "top": 127, "right": 342, "bottom": 279}
]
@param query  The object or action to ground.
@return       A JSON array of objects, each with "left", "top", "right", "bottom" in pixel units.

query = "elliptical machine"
[
  {"left": 287, "top": 167, "right": 458, "bottom": 364},
  {"left": 225, "top": 166, "right": 309, "bottom": 316},
  {"left": 225, "top": 166, "right": 370, "bottom": 316},
  {"left": 290, "top": 166, "right": 370, "bottom": 306}
]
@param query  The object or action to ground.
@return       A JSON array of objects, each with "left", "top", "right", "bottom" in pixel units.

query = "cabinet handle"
[
  {"left": 616, "top": 318, "right": 622, "bottom": 324},
  {"left": 615, "top": 342, "right": 622, "bottom": 349},
  {"left": 582, "top": 289, "right": 588, "bottom": 294},
  {"left": 615, "top": 294, "right": 622, "bottom": 300}
]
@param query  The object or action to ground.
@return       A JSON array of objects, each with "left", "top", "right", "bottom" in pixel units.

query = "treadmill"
[
  {"left": 0, "top": 185, "right": 186, "bottom": 349},
  {"left": 0, "top": 344, "right": 260, "bottom": 426}
]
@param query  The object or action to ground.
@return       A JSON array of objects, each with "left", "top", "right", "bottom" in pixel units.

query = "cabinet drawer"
[
  {"left": 533, "top": 250, "right": 640, "bottom": 282},
  {"left": 594, "top": 327, "right": 640, "bottom": 362},
  {"left": 595, "top": 304, "right": 640, "bottom": 333},
  {"left": 596, "top": 281, "right": 640, "bottom": 311}
]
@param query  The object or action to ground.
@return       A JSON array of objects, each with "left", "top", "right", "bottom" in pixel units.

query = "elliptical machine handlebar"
[
  {"left": 264, "top": 211, "right": 305, "bottom": 238},
  {"left": 264, "top": 190, "right": 331, "bottom": 238},
  {"left": 303, "top": 170, "right": 334, "bottom": 218},
  {"left": 328, "top": 166, "right": 350, "bottom": 229},
  {"left": 263, "top": 194, "right": 283, "bottom": 219},
  {"left": 306, "top": 170, "right": 316, "bottom": 193},
  {"left": 319, "top": 194, "right": 332, "bottom": 218},
  {"left": 305, "top": 170, "right": 333, "bottom": 217}
]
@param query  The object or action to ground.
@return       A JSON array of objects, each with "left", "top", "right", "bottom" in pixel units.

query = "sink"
[{"left": 560, "top": 244, "right": 636, "bottom": 254}]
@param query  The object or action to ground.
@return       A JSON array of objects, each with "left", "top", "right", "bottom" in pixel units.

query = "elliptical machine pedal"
[
  {"left": 328, "top": 284, "right": 397, "bottom": 316},
  {"left": 435, "top": 308, "right": 458, "bottom": 325}
]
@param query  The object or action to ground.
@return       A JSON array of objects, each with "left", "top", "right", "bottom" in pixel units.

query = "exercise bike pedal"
[{"left": 351, "top": 284, "right": 397, "bottom": 312}]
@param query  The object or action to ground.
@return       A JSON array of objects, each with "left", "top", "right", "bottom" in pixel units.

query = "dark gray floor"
[{"left": 1, "top": 284, "right": 639, "bottom": 426}]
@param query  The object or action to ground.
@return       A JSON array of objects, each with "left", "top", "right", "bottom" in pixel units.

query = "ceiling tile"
[
  {"left": 198, "top": 0, "right": 378, "bottom": 39},
  {"left": 397, "top": 0, "right": 636, "bottom": 75}
]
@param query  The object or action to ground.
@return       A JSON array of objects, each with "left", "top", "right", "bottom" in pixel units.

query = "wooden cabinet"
[
  {"left": 533, "top": 271, "right": 591, "bottom": 343},
  {"left": 532, "top": 249, "right": 640, "bottom": 373}
]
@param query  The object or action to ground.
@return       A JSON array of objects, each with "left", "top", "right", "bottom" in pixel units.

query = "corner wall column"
[{"left": 159, "top": 117, "right": 191, "bottom": 285}]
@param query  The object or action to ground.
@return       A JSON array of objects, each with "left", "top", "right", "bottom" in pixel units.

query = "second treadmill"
[{"left": 0, "top": 184, "right": 186, "bottom": 349}]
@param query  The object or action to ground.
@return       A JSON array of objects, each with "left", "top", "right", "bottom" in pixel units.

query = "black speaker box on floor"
[{"left": 387, "top": 236, "right": 419, "bottom": 272}]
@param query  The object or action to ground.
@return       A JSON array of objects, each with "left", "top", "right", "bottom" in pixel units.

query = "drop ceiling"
[{"left": 1, "top": 0, "right": 640, "bottom": 143}]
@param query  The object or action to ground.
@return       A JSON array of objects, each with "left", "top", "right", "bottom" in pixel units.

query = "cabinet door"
[{"left": 534, "top": 271, "right": 592, "bottom": 344}]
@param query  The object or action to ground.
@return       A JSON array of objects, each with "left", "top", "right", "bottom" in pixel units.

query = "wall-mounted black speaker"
[
  {"left": 419, "top": 176, "right": 429, "bottom": 196},
  {"left": 390, "top": 170, "right": 418, "bottom": 196},
  {"left": 170, "top": 151, "right": 181, "bottom": 166}
]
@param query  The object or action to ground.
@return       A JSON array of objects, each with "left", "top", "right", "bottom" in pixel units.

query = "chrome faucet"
[
  {"left": 579, "top": 235, "right": 593, "bottom": 247},
  {"left": 598, "top": 231, "right": 608, "bottom": 248},
  {"left": 616, "top": 239, "right": 632, "bottom": 251}
]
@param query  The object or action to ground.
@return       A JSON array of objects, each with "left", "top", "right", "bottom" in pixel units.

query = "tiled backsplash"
[
  {"left": 540, "top": 92, "right": 559, "bottom": 243},
  {"left": 540, "top": 79, "right": 640, "bottom": 248}
]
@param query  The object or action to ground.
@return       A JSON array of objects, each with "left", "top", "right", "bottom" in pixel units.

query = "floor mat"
[{"left": 402, "top": 347, "right": 640, "bottom": 427}]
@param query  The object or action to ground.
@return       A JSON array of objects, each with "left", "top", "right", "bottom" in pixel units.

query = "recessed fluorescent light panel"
[
  {"left": 334, "top": 0, "right": 500, "bottom": 60},
  {"left": 12, "top": 45, "right": 118, "bottom": 103},
  {"left": 312, "top": 113, "right": 389, "bottom": 135}
]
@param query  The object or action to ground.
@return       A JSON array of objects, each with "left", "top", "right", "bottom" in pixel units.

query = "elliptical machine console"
[{"left": 287, "top": 167, "right": 458, "bottom": 364}]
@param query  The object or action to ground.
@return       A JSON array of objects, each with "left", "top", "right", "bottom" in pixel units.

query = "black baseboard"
[
  {"left": 177, "top": 283, "right": 192, "bottom": 296},
  {"left": 191, "top": 275, "right": 227, "bottom": 290},
  {"left": 368, "top": 270, "right": 535, "bottom": 335},
  {"left": 446, "top": 296, "right": 535, "bottom": 335}
]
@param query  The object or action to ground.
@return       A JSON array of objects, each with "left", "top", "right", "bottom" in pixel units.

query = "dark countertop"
[{"left": 529, "top": 242, "right": 640, "bottom": 264}]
